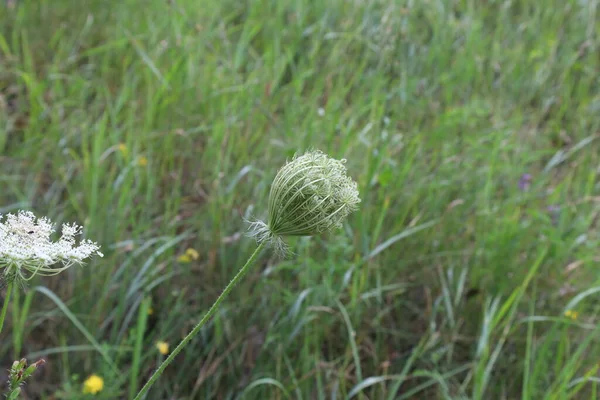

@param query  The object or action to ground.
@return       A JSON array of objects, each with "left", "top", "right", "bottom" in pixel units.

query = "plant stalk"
[
  {"left": 0, "top": 282, "right": 14, "bottom": 335},
  {"left": 134, "top": 242, "right": 266, "bottom": 399}
]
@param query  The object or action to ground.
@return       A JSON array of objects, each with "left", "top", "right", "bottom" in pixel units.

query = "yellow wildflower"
[
  {"left": 82, "top": 374, "right": 104, "bottom": 395},
  {"left": 147, "top": 307, "right": 154, "bottom": 315},
  {"left": 156, "top": 341, "right": 169, "bottom": 355},
  {"left": 177, "top": 254, "right": 191, "bottom": 263},
  {"left": 137, "top": 156, "right": 148, "bottom": 167},
  {"left": 185, "top": 248, "right": 199, "bottom": 260},
  {"left": 564, "top": 310, "right": 579, "bottom": 320},
  {"left": 177, "top": 248, "right": 199, "bottom": 263},
  {"left": 117, "top": 143, "right": 128, "bottom": 157}
]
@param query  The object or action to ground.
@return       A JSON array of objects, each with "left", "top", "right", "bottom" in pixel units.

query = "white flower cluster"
[
  {"left": 0, "top": 210, "right": 102, "bottom": 284},
  {"left": 248, "top": 150, "right": 360, "bottom": 255}
]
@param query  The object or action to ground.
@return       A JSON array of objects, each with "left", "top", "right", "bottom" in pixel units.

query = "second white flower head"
[{"left": 0, "top": 210, "right": 103, "bottom": 284}]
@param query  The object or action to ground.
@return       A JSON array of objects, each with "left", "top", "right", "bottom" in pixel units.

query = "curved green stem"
[
  {"left": 134, "top": 242, "right": 266, "bottom": 400},
  {"left": 0, "top": 282, "right": 14, "bottom": 335}
]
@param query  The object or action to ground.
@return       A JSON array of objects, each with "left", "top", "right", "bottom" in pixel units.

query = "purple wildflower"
[{"left": 518, "top": 173, "right": 532, "bottom": 191}]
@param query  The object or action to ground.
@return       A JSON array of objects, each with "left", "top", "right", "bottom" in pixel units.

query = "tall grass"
[{"left": 1, "top": 0, "right": 599, "bottom": 398}]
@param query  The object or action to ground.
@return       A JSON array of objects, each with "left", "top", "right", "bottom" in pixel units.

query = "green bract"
[{"left": 248, "top": 150, "right": 360, "bottom": 255}]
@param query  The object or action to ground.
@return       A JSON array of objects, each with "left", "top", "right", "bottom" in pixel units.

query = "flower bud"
[{"left": 248, "top": 150, "right": 360, "bottom": 255}]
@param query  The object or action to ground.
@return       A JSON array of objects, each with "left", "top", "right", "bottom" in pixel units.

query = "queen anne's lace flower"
[
  {"left": 0, "top": 210, "right": 102, "bottom": 285},
  {"left": 248, "top": 150, "right": 361, "bottom": 255}
]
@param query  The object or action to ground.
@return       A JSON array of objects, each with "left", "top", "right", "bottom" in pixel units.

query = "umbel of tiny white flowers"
[
  {"left": 247, "top": 150, "right": 361, "bottom": 255},
  {"left": 0, "top": 210, "right": 103, "bottom": 286}
]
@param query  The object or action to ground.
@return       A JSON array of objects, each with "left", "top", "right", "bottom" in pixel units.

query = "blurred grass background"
[{"left": 0, "top": 0, "right": 599, "bottom": 398}]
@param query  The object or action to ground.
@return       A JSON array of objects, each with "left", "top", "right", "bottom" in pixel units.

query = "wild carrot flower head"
[
  {"left": 248, "top": 150, "right": 360, "bottom": 255},
  {"left": 0, "top": 211, "right": 103, "bottom": 286}
]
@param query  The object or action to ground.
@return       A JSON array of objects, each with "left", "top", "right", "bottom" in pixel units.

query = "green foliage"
[{"left": 1, "top": 0, "right": 599, "bottom": 398}]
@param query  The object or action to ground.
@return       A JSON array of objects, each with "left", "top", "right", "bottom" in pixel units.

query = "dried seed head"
[{"left": 248, "top": 150, "right": 360, "bottom": 255}]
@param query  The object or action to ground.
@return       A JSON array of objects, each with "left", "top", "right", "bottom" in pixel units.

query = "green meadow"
[{"left": 1, "top": 0, "right": 599, "bottom": 398}]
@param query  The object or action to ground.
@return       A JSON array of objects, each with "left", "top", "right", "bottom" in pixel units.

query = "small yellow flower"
[
  {"left": 156, "top": 341, "right": 169, "bottom": 355},
  {"left": 137, "top": 156, "right": 148, "bottom": 167},
  {"left": 564, "top": 310, "right": 579, "bottom": 320},
  {"left": 177, "top": 248, "right": 199, "bottom": 263},
  {"left": 185, "top": 248, "right": 199, "bottom": 260},
  {"left": 117, "top": 143, "right": 128, "bottom": 157},
  {"left": 177, "top": 254, "right": 191, "bottom": 263},
  {"left": 147, "top": 307, "right": 154, "bottom": 315},
  {"left": 82, "top": 374, "right": 104, "bottom": 395}
]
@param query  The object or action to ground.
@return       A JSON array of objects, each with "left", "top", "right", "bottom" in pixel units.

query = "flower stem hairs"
[
  {"left": 134, "top": 149, "right": 360, "bottom": 399},
  {"left": 248, "top": 150, "right": 361, "bottom": 255}
]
